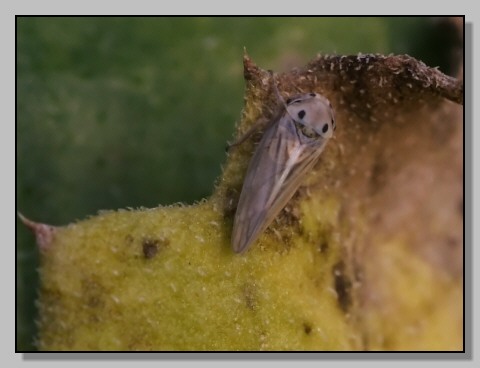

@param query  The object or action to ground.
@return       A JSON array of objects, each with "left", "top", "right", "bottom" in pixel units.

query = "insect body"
[{"left": 231, "top": 90, "right": 336, "bottom": 253}]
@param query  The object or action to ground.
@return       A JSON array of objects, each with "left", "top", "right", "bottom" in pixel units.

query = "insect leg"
[
  {"left": 227, "top": 71, "right": 289, "bottom": 152},
  {"left": 226, "top": 116, "right": 271, "bottom": 151},
  {"left": 268, "top": 70, "right": 289, "bottom": 111}
]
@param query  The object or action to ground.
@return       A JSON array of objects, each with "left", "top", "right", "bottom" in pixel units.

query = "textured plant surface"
[
  {"left": 22, "top": 50, "right": 463, "bottom": 351},
  {"left": 17, "top": 18, "right": 464, "bottom": 350}
]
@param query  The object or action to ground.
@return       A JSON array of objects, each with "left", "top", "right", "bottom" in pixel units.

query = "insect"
[{"left": 230, "top": 75, "right": 336, "bottom": 253}]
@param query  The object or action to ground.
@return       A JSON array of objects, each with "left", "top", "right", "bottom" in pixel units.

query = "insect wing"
[{"left": 231, "top": 112, "right": 329, "bottom": 253}]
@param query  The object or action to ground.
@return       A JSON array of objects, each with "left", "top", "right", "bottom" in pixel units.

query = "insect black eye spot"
[
  {"left": 322, "top": 124, "right": 329, "bottom": 133},
  {"left": 310, "top": 93, "right": 316, "bottom": 97},
  {"left": 298, "top": 110, "right": 306, "bottom": 119}
]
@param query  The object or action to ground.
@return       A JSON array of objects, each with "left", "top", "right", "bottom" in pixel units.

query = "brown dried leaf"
[{"left": 220, "top": 51, "right": 463, "bottom": 350}]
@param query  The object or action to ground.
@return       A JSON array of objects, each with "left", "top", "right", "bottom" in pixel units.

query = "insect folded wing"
[
  {"left": 231, "top": 123, "right": 282, "bottom": 253},
  {"left": 232, "top": 116, "right": 328, "bottom": 253},
  {"left": 231, "top": 92, "right": 335, "bottom": 254}
]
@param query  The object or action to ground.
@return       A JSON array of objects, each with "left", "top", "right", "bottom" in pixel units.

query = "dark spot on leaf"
[
  {"left": 142, "top": 237, "right": 169, "bottom": 259},
  {"left": 142, "top": 239, "right": 159, "bottom": 259},
  {"left": 333, "top": 261, "right": 352, "bottom": 313},
  {"left": 298, "top": 110, "right": 306, "bottom": 119},
  {"left": 280, "top": 202, "right": 302, "bottom": 226},
  {"left": 303, "top": 322, "right": 312, "bottom": 335},
  {"left": 319, "top": 239, "right": 329, "bottom": 253}
]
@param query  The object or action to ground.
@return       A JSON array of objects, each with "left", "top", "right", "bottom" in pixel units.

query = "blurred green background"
[{"left": 16, "top": 17, "right": 461, "bottom": 351}]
